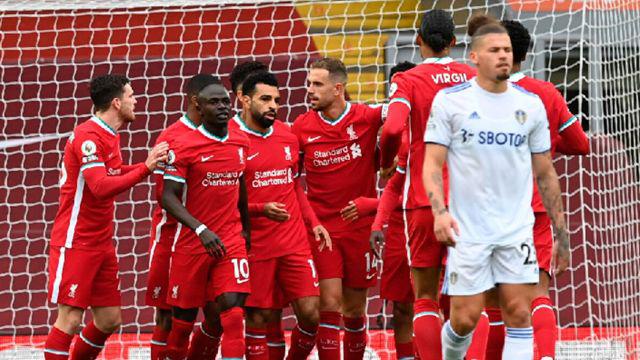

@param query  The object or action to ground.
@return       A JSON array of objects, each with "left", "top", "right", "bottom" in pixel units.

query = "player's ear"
[
  {"left": 449, "top": 36, "right": 457, "bottom": 48},
  {"left": 241, "top": 94, "right": 251, "bottom": 107},
  {"left": 469, "top": 49, "right": 479, "bottom": 66},
  {"left": 112, "top": 96, "right": 121, "bottom": 111},
  {"left": 416, "top": 34, "right": 423, "bottom": 47},
  {"left": 334, "top": 82, "right": 345, "bottom": 97},
  {"left": 189, "top": 94, "right": 198, "bottom": 109}
]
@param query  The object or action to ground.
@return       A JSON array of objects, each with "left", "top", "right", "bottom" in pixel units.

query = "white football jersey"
[{"left": 424, "top": 78, "right": 550, "bottom": 245}]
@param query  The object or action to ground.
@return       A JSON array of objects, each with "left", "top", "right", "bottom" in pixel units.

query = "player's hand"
[
  {"left": 340, "top": 200, "right": 360, "bottom": 222},
  {"left": 263, "top": 202, "right": 290, "bottom": 222},
  {"left": 379, "top": 157, "right": 398, "bottom": 180},
  {"left": 199, "top": 228, "right": 226, "bottom": 258},
  {"left": 313, "top": 225, "right": 332, "bottom": 252},
  {"left": 369, "top": 230, "right": 385, "bottom": 259},
  {"left": 433, "top": 210, "right": 459, "bottom": 247},
  {"left": 552, "top": 228, "right": 570, "bottom": 275},
  {"left": 145, "top": 141, "right": 169, "bottom": 171}
]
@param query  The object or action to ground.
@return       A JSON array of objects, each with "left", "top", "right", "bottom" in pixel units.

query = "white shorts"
[{"left": 441, "top": 238, "right": 539, "bottom": 296}]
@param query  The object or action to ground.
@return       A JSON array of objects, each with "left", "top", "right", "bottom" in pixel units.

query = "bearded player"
[
  {"left": 44, "top": 74, "right": 167, "bottom": 360},
  {"left": 292, "top": 57, "right": 386, "bottom": 359}
]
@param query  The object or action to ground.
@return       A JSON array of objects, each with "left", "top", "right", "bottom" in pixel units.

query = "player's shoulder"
[
  {"left": 230, "top": 125, "right": 251, "bottom": 147},
  {"left": 291, "top": 110, "right": 317, "bottom": 133},
  {"left": 510, "top": 82, "right": 540, "bottom": 99},
  {"left": 442, "top": 81, "right": 473, "bottom": 95}
]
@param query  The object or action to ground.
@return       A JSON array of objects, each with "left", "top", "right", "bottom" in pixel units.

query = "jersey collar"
[
  {"left": 319, "top": 102, "right": 352, "bottom": 126},
  {"left": 179, "top": 114, "right": 197, "bottom": 130},
  {"left": 90, "top": 115, "right": 116, "bottom": 136},
  {"left": 233, "top": 113, "right": 274, "bottom": 138},
  {"left": 423, "top": 57, "right": 453, "bottom": 65},
  {"left": 197, "top": 125, "right": 228, "bottom": 142},
  {"left": 509, "top": 72, "right": 526, "bottom": 82}
]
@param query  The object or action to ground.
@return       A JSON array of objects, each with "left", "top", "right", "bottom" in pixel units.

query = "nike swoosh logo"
[
  {"left": 366, "top": 273, "right": 376, "bottom": 280},
  {"left": 201, "top": 155, "right": 213, "bottom": 162},
  {"left": 247, "top": 153, "right": 259, "bottom": 160},
  {"left": 313, "top": 282, "right": 320, "bottom": 287},
  {"left": 237, "top": 278, "right": 249, "bottom": 284},
  {"left": 307, "top": 136, "right": 321, "bottom": 142}
]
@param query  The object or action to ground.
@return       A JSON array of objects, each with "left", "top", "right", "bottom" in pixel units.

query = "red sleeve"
[
  {"left": 295, "top": 178, "right": 321, "bottom": 229},
  {"left": 380, "top": 74, "right": 412, "bottom": 168},
  {"left": 372, "top": 171, "right": 404, "bottom": 231},
  {"left": 120, "top": 164, "right": 142, "bottom": 173},
  {"left": 353, "top": 197, "right": 379, "bottom": 216},
  {"left": 82, "top": 163, "right": 150, "bottom": 200},
  {"left": 556, "top": 121, "right": 589, "bottom": 155},
  {"left": 248, "top": 203, "right": 266, "bottom": 217}
]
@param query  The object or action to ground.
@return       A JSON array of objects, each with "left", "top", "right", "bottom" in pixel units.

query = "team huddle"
[{"left": 43, "top": 10, "right": 589, "bottom": 360}]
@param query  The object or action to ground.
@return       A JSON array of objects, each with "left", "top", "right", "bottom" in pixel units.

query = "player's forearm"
[
  {"left": 248, "top": 203, "right": 267, "bottom": 217},
  {"left": 294, "top": 179, "right": 321, "bottom": 229},
  {"left": 423, "top": 164, "right": 447, "bottom": 217},
  {"left": 372, "top": 177, "right": 402, "bottom": 231},
  {"left": 536, "top": 168, "right": 570, "bottom": 251},
  {"left": 83, "top": 163, "right": 150, "bottom": 200},
  {"left": 238, "top": 176, "right": 251, "bottom": 243},
  {"left": 161, "top": 185, "right": 203, "bottom": 232},
  {"left": 353, "top": 197, "right": 379, "bottom": 217}
]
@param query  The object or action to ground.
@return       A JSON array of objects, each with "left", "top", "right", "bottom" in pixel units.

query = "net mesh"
[{"left": 1, "top": 0, "right": 640, "bottom": 358}]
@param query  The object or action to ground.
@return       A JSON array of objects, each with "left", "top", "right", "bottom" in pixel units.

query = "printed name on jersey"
[
  {"left": 431, "top": 72, "right": 470, "bottom": 85},
  {"left": 515, "top": 109, "right": 527, "bottom": 124},
  {"left": 202, "top": 171, "right": 242, "bottom": 187},
  {"left": 312, "top": 143, "right": 362, "bottom": 167}
]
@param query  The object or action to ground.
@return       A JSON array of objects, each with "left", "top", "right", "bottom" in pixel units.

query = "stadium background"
[{"left": 1, "top": 0, "right": 640, "bottom": 358}]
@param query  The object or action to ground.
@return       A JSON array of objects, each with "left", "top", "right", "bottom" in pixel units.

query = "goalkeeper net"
[{"left": 1, "top": 0, "right": 640, "bottom": 359}]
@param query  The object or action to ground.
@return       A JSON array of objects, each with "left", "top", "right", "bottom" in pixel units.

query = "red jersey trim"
[
  {"left": 318, "top": 102, "right": 352, "bottom": 126},
  {"left": 90, "top": 116, "right": 116, "bottom": 137}
]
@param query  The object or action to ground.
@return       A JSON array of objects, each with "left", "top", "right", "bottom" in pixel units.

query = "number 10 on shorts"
[{"left": 231, "top": 258, "right": 250, "bottom": 283}]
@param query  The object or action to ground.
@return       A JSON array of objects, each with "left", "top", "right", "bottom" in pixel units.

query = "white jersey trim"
[
  {"left": 179, "top": 114, "right": 198, "bottom": 130},
  {"left": 423, "top": 57, "right": 454, "bottom": 65},
  {"left": 64, "top": 174, "right": 85, "bottom": 248},
  {"left": 171, "top": 185, "right": 188, "bottom": 252},
  {"left": 149, "top": 209, "right": 168, "bottom": 266},
  {"left": 90, "top": 116, "right": 116, "bottom": 137},
  {"left": 50, "top": 247, "right": 66, "bottom": 304},
  {"left": 319, "top": 102, "right": 352, "bottom": 126}
]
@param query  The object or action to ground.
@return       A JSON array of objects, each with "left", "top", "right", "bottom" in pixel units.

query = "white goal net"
[{"left": 1, "top": 0, "right": 639, "bottom": 359}]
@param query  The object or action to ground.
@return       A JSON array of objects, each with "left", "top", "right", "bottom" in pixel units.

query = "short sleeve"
[
  {"left": 73, "top": 131, "right": 106, "bottom": 173},
  {"left": 423, "top": 93, "right": 453, "bottom": 147},
  {"left": 388, "top": 72, "right": 413, "bottom": 110},
  {"left": 163, "top": 142, "right": 188, "bottom": 183},
  {"left": 529, "top": 101, "right": 552, "bottom": 154},
  {"left": 552, "top": 89, "right": 578, "bottom": 133}
]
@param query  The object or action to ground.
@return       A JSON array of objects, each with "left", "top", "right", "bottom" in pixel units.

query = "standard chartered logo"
[{"left": 350, "top": 143, "right": 362, "bottom": 158}]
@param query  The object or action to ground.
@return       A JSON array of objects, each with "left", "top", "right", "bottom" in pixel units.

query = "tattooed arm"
[
  {"left": 423, "top": 143, "right": 459, "bottom": 246},
  {"left": 532, "top": 151, "right": 570, "bottom": 275}
]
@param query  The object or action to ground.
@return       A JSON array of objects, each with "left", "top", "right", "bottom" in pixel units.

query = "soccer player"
[
  {"left": 464, "top": 16, "right": 590, "bottom": 360},
  {"left": 161, "top": 77, "right": 251, "bottom": 359},
  {"left": 422, "top": 19, "right": 570, "bottom": 360},
  {"left": 234, "top": 71, "right": 331, "bottom": 359},
  {"left": 44, "top": 74, "right": 168, "bottom": 360},
  {"left": 292, "top": 57, "right": 385, "bottom": 360},
  {"left": 145, "top": 74, "right": 221, "bottom": 360},
  {"left": 378, "top": 10, "right": 476, "bottom": 359}
]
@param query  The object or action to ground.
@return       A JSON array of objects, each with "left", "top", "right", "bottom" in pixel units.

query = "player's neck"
[
  {"left": 203, "top": 122, "right": 228, "bottom": 138},
  {"left": 475, "top": 75, "right": 508, "bottom": 94},
  {"left": 321, "top": 98, "right": 348, "bottom": 120},
  {"left": 241, "top": 109, "right": 268, "bottom": 133},
  {"left": 421, "top": 46, "right": 447, "bottom": 60},
  {"left": 186, "top": 108, "right": 201, "bottom": 126},
  {"left": 512, "top": 63, "right": 522, "bottom": 73},
  {"left": 95, "top": 111, "right": 123, "bottom": 132}
]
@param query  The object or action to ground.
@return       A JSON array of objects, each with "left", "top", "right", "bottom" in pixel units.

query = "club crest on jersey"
[
  {"left": 81, "top": 140, "right": 97, "bottom": 156},
  {"left": 515, "top": 109, "right": 527, "bottom": 124},
  {"left": 171, "top": 285, "right": 179, "bottom": 299},
  {"left": 167, "top": 150, "right": 176, "bottom": 165},
  {"left": 153, "top": 286, "right": 161, "bottom": 299},
  {"left": 346, "top": 124, "right": 358, "bottom": 140},
  {"left": 389, "top": 82, "right": 398, "bottom": 97},
  {"left": 238, "top": 148, "right": 245, "bottom": 164},
  {"left": 68, "top": 284, "right": 78, "bottom": 298},
  {"left": 284, "top": 146, "right": 292, "bottom": 161}
]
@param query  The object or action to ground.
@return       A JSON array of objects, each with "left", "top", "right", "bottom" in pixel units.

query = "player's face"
[
  {"left": 118, "top": 84, "right": 136, "bottom": 123},
  {"left": 246, "top": 83, "right": 280, "bottom": 129},
  {"left": 307, "top": 68, "right": 339, "bottom": 111},
  {"left": 470, "top": 33, "right": 513, "bottom": 82},
  {"left": 197, "top": 84, "right": 232, "bottom": 128}
]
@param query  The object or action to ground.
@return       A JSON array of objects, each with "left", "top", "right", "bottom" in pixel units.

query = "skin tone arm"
[
  {"left": 237, "top": 175, "right": 251, "bottom": 251},
  {"left": 162, "top": 178, "right": 226, "bottom": 258},
  {"left": 531, "top": 151, "right": 570, "bottom": 275}
]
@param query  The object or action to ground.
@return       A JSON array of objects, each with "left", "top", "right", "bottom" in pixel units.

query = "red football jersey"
[
  {"left": 511, "top": 72, "right": 581, "bottom": 212},
  {"left": 149, "top": 115, "right": 198, "bottom": 250},
  {"left": 389, "top": 57, "right": 476, "bottom": 209},
  {"left": 231, "top": 115, "right": 309, "bottom": 260},
  {"left": 292, "top": 102, "right": 383, "bottom": 232},
  {"left": 50, "top": 116, "right": 125, "bottom": 250},
  {"left": 163, "top": 125, "right": 250, "bottom": 254}
]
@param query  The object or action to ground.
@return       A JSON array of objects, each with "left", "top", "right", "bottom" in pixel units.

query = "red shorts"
[
  {"left": 48, "top": 246, "right": 120, "bottom": 309},
  {"left": 145, "top": 241, "right": 172, "bottom": 309},
  {"left": 406, "top": 207, "right": 445, "bottom": 268},
  {"left": 533, "top": 212, "right": 553, "bottom": 273},
  {"left": 245, "top": 252, "right": 319, "bottom": 309},
  {"left": 380, "top": 211, "right": 414, "bottom": 303},
  {"left": 167, "top": 241, "right": 250, "bottom": 309},
  {"left": 310, "top": 226, "right": 377, "bottom": 288}
]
